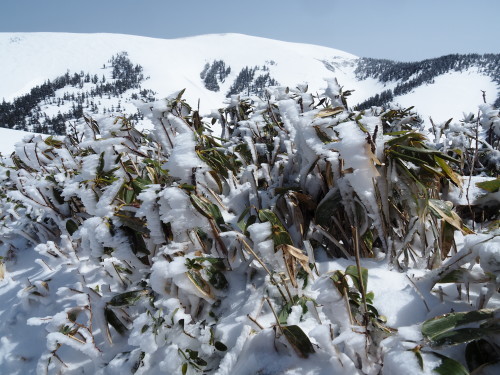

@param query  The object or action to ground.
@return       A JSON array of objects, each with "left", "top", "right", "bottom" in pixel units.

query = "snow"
[
  {"left": 395, "top": 70, "right": 498, "bottom": 123},
  {"left": 0, "top": 32, "right": 499, "bottom": 375},
  {"left": 446, "top": 175, "right": 498, "bottom": 206},
  {"left": 0, "top": 128, "right": 41, "bottom": 156}
]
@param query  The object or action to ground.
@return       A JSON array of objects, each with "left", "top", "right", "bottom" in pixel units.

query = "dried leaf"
[
  {"left": 186, "top": 270, "right": 214, "bottom": 299},
  {"left": 0, "top": 261, "right": 5, "bottom": 280},
  {"left": 278, "top": 244, "right": 312, "bottom": 287},
  {"left": 315, "top": 106, "right": 344, "bottom": 118},
  {"left": 429, "top": 199, "right": 473, "bottom": 234}
]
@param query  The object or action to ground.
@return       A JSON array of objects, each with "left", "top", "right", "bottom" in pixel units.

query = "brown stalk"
[{"left": 352, "top": 226, "right": 369, "bottom": 325}]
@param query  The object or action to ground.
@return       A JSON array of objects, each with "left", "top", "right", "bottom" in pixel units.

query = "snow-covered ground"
[
  {"left": 396, "top": 70, "right": 497, "bottom": 123},
  {"left": 0, "top": 128, "right": 40, "bottom": 155}
]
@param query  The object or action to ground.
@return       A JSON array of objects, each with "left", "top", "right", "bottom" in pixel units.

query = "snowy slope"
[
  {"left": 0, "top": 128, "right": 39, "bottom": 155},
  {"left": 396, "top": 70, "right": 497, "bottom": 123},
  {"left": 1, "top": 32, "right": 496, "bottom": 123},
  {"left": 0, "top": 32, "right": 358, "bottom": 112}
]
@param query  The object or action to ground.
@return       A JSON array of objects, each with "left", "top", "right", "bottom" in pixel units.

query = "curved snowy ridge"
[{"left": 0, "top": 32, "right": 497, "bottom": 131}]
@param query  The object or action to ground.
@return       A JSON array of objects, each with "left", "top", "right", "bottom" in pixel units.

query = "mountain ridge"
[{"left": 0, "top": 32, "right": 498, "bottom": 138}]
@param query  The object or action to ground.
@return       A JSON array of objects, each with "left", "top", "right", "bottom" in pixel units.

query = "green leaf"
[
  {"left": 315, "top": 189, "right": 342, "bottom": 227},
  {"left": 386, "top": 130, "right": 426, "bottom": 146},
  {"left": 108, "top": 290, "right": 148, "bottom": 307},
  {"left": 66, "top": 219, "right": 79, "bottom": 235},
  {"left": 194, "top": 228, "right": 213, "bottom": 253},
  {"left": 278, "top": 295, "right": 315, "bottom": 325},
  {"left": 181, "top": 363, "right": 188, "bottom": 375},
  {"left": 258, "top": 209, "right": 282, "bottom": 228},
  {"left": 176, "top": 88, "right": 186, "bottom": 101},
  {"left": 104, "top": 307, "right": 127, "bottom": 335},
  {"left": 281, "top": 325, "right": 316, "bottom": 358},
  {"left": 330, "top": 270, "right": 349, "bottom": 296},
  {"left": 366, "top": 292, "right": 376, "bottom": 307},
  {"left": 115, "top": 210, "right": 149, "bottom": 234},
  {"left": 272, "top": 230, "right": 293, "bottom": 247},
  {"left": 196, "top": 256, "right": 225, "bottom": 270},
  {"left": 237, "top": 207, "right": 256, "bottom": 234},
  {"left": 131, "top": 178, "right": 150, "bottom": 194},
  {"left": 437, "top": 268, "right": 492, "bottom": 284},
  {"left": 214, "top": 341, "right": 228, "bottom": 351},
  {"left": 208, "top": 170, "right": 223, "bottom": 193},
  {"left": 124, "top": 187, "right": 136, "bottom": 204},
  {"left": 190, "top": 194, "right": 226, "bottom": 229},
  {"left": 476, "top": 179, "right": 500, "bottom": 193},
  {"left": 208, "top": 268, "right": 228, "bottom": 290},
  {"left": 258, "top": 209, "right": 293, "bottom": 247},
  {"left": 466, "top": 339, "right": 499, "bottom": 371},
  {"left": 362, "top": 230, "right": 374, "bottom": 252},
  {"left": 395, "top": 145, "right": 459, "bottom": 163},
  {"left": 97, "top": 152, "right": 105, "bottom": 174},
  {"left": 432, "top": 352, "right": 469, "bottom": 375},
  {"left": 52, "top": 187, "right": 65, "bottom": 205},
  {"left": 422, "top": 309, "right": 496, "bottom": 343},
  {"left": 345, "top": 265, "right": 368, "bottom": 292},
  {"left": 410, "top": 346, "right": 424, "bottom": 370},
  {"left": 388, "top": 149, "right": 433, "bottom": 166},
  {"left": 431, "top": 327, "right": 498, "bottom": 347}
]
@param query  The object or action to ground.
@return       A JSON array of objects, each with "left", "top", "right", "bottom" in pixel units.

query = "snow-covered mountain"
[{"left": 0, "top": 32, "right": 498, "bottom": 144}]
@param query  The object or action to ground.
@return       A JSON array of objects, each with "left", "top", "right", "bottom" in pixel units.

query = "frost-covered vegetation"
[{"left": 0, "top": 82, "right": 499, "bottom": 374}]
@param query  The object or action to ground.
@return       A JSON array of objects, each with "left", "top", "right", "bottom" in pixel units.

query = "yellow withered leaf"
[
  {"left": 314, "top": 107, "right": 344, "bottom": 118},
  {"left": 278, "top": 244, "right": 313, "bottom": 287}
]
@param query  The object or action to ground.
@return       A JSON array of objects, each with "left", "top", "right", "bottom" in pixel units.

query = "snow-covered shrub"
[
  {"left": 433, "top": 104, "right": 500, "bottom": 176},
  {"left": 0, "top": 84, "right": 498, "bottom": 374}
]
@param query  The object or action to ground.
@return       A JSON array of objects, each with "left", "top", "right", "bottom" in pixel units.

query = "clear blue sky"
[{"left": 1, "top": 0, "right": 498, "bottom": 61}]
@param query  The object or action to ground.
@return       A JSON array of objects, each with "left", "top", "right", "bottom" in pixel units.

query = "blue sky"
[{"left": 1, "top": 0, "right": 498, "bottom": 61}]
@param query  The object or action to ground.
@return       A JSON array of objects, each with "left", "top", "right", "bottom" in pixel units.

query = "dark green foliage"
[
  {"left": 201, "top": 60, "right": 231, "bottom": 92},
  {"left": 355, "top": 89, "right": 393, "bottom": 110},
  {"left": 226, "top": 66, "right": 279, "bottom": 97}
]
